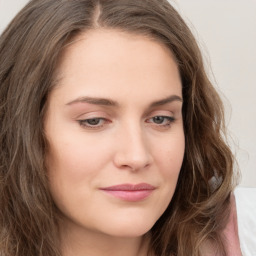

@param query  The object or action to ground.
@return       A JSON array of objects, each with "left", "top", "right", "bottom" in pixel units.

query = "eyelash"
[
  {"left": 146, "top": 116, "right": 175, "bottom": 127},
  {"left": 78, "top": 118, "right": 109, "bottom": 129},
  {"left": 78, "top": 115, "right": 175, "bottom": 130}
]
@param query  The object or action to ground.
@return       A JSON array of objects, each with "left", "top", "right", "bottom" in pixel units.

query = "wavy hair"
[{"left": 0, "top": 0, "right": 237, "bottom": 255}]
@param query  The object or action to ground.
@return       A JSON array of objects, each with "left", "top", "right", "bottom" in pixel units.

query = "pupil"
[
  {"left": 88, "top": 118, "right": 100, "bottom": 125},
  {"left": 153, "top": 116, "right": 164, "bottom": 124}
]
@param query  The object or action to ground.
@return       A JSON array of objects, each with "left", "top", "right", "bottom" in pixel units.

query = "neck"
[{"left": 59, "top": 219, "right": 151, "bottom": 256}]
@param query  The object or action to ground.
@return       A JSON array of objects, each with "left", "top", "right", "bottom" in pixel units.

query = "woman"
[{"left": 0, "top": 0, "right": 241, "bottom": 255}]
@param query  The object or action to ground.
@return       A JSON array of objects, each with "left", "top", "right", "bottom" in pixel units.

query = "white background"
[{"left": 0, "top": 0, "right": 255, "bottom": 187}]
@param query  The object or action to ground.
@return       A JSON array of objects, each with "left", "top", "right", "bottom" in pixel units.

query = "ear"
[{"left": 208, "top": 171, "right": 223, "bottom": 193}]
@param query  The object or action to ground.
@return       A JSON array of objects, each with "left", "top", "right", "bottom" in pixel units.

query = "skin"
[{"left": 44, "top": 29, "right": 185, "bottom": 256}]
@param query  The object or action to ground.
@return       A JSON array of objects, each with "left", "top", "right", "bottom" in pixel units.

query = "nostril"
[{"left": 113, "top": 148, "right": 152, "bottom": 172}]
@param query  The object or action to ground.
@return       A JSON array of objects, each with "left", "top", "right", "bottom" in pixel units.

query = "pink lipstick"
[{"left": 100, "top": 183, "right": 155, "bottom": 202}]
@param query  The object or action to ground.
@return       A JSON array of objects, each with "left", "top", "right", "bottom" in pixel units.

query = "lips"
[{"left": 100, "top": 183, "right": 156, "bottom": 202}]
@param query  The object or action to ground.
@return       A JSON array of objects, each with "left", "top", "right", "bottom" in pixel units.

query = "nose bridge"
[{"left": 114, "top": 119, "right": 152, "bottom": 171}]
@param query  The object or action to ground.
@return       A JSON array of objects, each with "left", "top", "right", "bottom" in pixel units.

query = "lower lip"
[{"left": 101, "top": 190, "right": 154, "bottom": 202}]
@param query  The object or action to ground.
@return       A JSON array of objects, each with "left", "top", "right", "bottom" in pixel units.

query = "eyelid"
[
  {"left": 78, "top": 108, "right": 118, "bottom": 123},
  {"left": 75, "top": 110, "right": 109, "bottom": 119}
]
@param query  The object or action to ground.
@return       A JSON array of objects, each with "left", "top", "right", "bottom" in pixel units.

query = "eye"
[
  {"left": 146, "top": 115, "right": 175, "bottom": 127},
  {"left": 78, "top": 118, "right": 109, "bottom": 129}
]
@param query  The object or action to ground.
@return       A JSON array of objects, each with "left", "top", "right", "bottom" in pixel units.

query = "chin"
[{"left": 99, "top": 218, "right": 156, "bottom": 238}]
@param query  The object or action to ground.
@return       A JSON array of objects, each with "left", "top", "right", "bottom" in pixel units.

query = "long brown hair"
[{"left": 0, "top": 0, "right": 237, "bottom": 255}]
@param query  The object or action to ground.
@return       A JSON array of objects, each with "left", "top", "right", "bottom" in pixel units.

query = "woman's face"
[{"left": 45, "top": 29, "right": 185, "bottom": 238}]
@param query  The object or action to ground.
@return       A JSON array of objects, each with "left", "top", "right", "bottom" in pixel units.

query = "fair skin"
[{"left": 44, "top": 29, "right": 185, "bottom": 256}]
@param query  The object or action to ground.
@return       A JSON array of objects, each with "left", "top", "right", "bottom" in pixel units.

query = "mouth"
[{"left": 99, "top": 183, "right": 156, "bottom": 202}]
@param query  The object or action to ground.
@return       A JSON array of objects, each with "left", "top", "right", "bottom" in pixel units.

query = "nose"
[{"left": 113, "top": 123, "right": 153, "bottom": 172}]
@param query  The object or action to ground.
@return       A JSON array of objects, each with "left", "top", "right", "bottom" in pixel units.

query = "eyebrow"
[
  {"left": 66, "top": 97, "right": 119, "bottom": 106},
  {"left": 149, "top": 95, "right": 183, "bottom": 107},
  {"left": 66, "top": 95, "right": 183, "bottom": 107}
]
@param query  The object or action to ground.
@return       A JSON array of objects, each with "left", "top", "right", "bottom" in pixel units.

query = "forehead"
[{"left": 52, "top": 29, "right": 182, "bottom": 104}]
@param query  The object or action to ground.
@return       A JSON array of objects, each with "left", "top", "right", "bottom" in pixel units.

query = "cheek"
[
  {"left": 46, "top": 141, "right": 108, "bottom": 214},
  {"left": 47, "top": 136, "right": 110, "bottom": 181},
  {"left": 46, "top": 139, "right": 110, "bottom": 212},
  {"left": 156, "top": 133, "right": 185, "bottom": 175},
  {"left": 154, "top": 132, "right": 185, "bottom": 203}
]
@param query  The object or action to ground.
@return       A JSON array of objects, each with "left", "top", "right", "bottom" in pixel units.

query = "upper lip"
[{"left": 100, "top": 183, "right": 156, "bottom": 191}]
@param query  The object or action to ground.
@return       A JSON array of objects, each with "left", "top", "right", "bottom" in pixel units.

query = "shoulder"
[
  {"left": 200, "top": 193, "right": 242, "bottom": 256},
  {"left": 222, "top": 193, "right": 242, "bottom": 256}
]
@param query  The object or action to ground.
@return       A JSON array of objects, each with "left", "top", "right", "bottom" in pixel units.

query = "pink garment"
[{"left": 222, "top": 194, "right": 242, "bottom": 256}]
